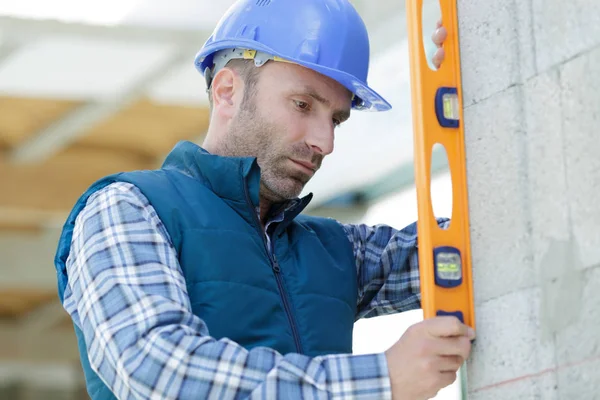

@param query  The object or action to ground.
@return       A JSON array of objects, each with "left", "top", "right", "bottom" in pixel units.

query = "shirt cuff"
[{"left": 321, "top": 352, "right": 392, "bottom": 399}]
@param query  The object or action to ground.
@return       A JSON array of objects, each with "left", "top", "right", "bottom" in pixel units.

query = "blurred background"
[{"left": 0, "top": 0, "right": 456, "bottom": 398}]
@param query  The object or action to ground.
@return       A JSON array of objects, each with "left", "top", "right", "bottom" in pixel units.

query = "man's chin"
[{"left": 262, "top": 179, "right": 306, "bottom": 202}]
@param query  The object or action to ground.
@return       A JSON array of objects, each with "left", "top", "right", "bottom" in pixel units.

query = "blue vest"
[{"left": 54, "top": 141, "right": 358, "bottom": 399}]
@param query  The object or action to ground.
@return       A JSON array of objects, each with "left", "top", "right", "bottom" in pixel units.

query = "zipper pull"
[{"left": 273, "top": 256, "right": 281, "bottom": 273}]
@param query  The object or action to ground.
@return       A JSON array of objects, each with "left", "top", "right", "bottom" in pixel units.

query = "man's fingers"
[
  {"left": 439, "top": 371, "right": 459, "bottom": 388},
  {"left": 432, "top": 26, "right": 447, "bottom": 47},
  {"left": 426, "top": 316, "right": 476, "bottom": 339},
  {"left": 432, "top": 48, "right": 445, "bottom": 69},
  {"left": 436, "top": 19, "right": 443, "bottom": 29},
  {"left": 437, "top": 355, "right": 464, "bottom": 373},
  {"left": 434, "top": 336, "right": 472, "bottom": 360}
]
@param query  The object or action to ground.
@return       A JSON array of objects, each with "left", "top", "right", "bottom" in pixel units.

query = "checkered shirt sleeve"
[
  {"left": 61, "top": 182, "right": 393, "bottom": 399},
  {"left": 340, "top": 218, "right": 450, "bottom": 320}
]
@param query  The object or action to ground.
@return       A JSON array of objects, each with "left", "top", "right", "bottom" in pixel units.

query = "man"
[{"left": 54, "top": 1, "right": 475, "bottom": 399}]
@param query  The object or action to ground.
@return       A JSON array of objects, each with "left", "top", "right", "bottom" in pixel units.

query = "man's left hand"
[{"left": 431, "top": 20, "right": 448, "bottom": 69}]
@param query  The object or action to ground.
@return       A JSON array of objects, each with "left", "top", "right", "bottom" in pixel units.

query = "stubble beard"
[{"left": 224, "top": 103, "right": 316, "bottom": 203}]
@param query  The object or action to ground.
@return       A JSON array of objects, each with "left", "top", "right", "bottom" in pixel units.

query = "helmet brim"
[{"left": 195, "top": 40, "right": 392, "bottom": 112}]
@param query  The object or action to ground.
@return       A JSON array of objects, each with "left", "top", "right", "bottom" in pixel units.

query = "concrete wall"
[{"left": 458, "top": 0, "right": 600, "bottom": 398}]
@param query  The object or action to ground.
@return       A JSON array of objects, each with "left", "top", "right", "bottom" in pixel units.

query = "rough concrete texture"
[
  {"left": 463, "top": 87, "right": 535, "bottom": 303},
  {"left": 557, "top": 356, "right": 600, "bottom": 400},
  {"left": 466, "top": 289, "right": 555, "bottom": 391},
  {"left": 469, "top": 373, "right": 559, "bottom": 400},
  {"left": 457, "top": 0, "right": 536, "bottom": 106},
  {"left": 561, "top": 48, "right": 600, "bottom": 269},
  {"left": 554, "top": 266, "right": 600, "bottom": 369},
  {"left": 459, "top": 0, "right": 600, "bottom": 397},
  {"left": 532, "top": 0, "right": 600, "bottom": 72}
]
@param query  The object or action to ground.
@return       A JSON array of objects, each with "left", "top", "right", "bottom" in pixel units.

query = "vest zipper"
[
  {"left": 271, "top": 254, "right": 303, "bottom": 353},
  {"left": 243, "top": 183, "right": 303, "bottom": 354}
]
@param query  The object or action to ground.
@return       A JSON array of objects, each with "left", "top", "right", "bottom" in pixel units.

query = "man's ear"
[{"left": 211, "top": 68, "right": 240, "bottom": 119}]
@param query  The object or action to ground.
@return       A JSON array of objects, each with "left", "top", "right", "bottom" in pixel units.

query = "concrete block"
[
  {"left": 523, "top": 68, "right": 572, "bottom": 275},
  {"left": 532, "top": 0, "right": 600, "bottom": 72},
  {"left": 513, "top": 0, "right": 538, "bottom": 81},
  {"left": 554, "top": 266, "right": 600, "bottom": 366},
  {"left": 523, "top": 69, "right": 569, "bottom": 244},
  {"left": 560, "top": 47, "right": 600, "bottom": 269},
  {"left": 469, "top": 372, "right": 559, "bottom": 400},
  {"left": 464, "top": 87, "right": 534, "bottom": 302},
  {"left": 557, "top": 356, "right": 600, "bottom": 400},
  {"left": 522, "top": 69, "right": 588, "bottom": 344},
  {"left": 457, "top": 0, "right": 536, "bottom": 106},
  {"left": 466, "top": 288, "right": 555, "bottom": 391},
  {"left": 537, "top": 372, "right": 561, "bottom": 400}
]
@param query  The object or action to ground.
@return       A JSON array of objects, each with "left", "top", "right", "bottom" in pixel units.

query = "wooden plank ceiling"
[
  {"left": 0, "top": 95, "right": 210, "bottom": 320},
  {"left": 0, "top": 95, "right": 210, "bottom": 224},
  {"left": 0, "top": 289, "right": 56, "bottom": 320}
]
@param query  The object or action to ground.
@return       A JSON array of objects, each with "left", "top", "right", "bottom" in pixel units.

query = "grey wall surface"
[{"left": 457, "top": 0, "right": 600, "bottom": 398}]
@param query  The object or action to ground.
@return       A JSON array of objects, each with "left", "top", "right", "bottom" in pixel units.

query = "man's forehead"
[{"left": 265, "top": 61, "right": 352, "bottom": 100}]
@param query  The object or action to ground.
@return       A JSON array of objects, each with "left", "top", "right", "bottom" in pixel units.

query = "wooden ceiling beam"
[
  {"left": 0, "top": 144, "right": 155, "bottom": 212},
  {"left": 0, "top": 96, "right": 81, "bottom": 149},
  {"left": 0, "top": 289, "right": 58, "bottom": 318},
  {"left": 0, "top": 207, "right": 67, "bottom": 230},
  {"left": 8, "top": 49, "right": 198, "bottom": 165},
  {"left": 0, "top": 321, "right": 79, "bottom": 363}
]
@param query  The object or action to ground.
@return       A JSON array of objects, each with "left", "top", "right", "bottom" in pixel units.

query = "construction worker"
[{"left": 54, "top": 1, "right": 475, "bottom": 399}]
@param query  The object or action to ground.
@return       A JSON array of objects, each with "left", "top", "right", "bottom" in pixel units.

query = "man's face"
[{"left": 223, "top": 61, "right": 353, "bottom": 203}]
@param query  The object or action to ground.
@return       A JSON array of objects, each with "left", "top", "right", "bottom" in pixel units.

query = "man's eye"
[{"left": 294, "top": 100, "right": 310, "bottom": 110}]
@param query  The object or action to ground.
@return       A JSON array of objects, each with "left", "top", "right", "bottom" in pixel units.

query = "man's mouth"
[{"left": 290, "top": 159, "right": 317, "bottom": 175}]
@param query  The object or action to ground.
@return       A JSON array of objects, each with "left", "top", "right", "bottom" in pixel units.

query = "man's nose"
[{"left": 305, "top": 125, "right": 334, "bottom": 156}]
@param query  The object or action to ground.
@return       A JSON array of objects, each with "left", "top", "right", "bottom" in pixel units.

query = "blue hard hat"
[{"left": 194, "top": 0, "right": 392, "bottom": 112}]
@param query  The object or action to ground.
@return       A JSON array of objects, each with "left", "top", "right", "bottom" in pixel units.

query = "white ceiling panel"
[
  {"left": 0, "top": 0, "right": 145, "bottom": 25},
  {"left": 119, "top": 0, "right": 235, "bottom": 31},
  {"left": 0, "top": 0, "right": 235, "bottom": 30},
  {"left": 0, "top": 36, "right": 177, "bottom": 99}
]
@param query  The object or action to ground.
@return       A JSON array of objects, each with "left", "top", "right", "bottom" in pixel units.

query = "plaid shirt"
[{"left": 62, "top": 181, "right": 449, "bottom": 399}]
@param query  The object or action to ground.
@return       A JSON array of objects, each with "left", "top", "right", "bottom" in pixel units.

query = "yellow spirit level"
[{"left": 406, "top": 0, "right": 475, "bottom": 330}]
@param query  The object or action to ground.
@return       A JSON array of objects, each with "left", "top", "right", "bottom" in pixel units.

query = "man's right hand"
[{"left": 384, "top": 316, "right": 475, "bottom": 400}]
